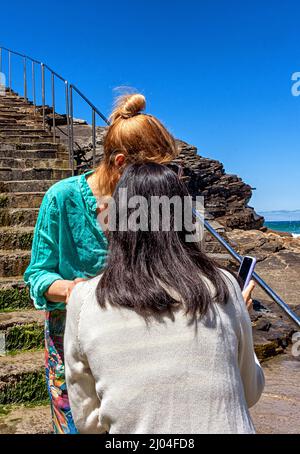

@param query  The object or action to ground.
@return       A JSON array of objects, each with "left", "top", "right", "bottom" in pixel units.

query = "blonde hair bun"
[{"left": 110, "top": 93, "right": 146, "bottom": 123}]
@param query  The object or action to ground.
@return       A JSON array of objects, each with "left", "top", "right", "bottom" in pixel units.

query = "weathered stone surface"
[
  {"left": 0, "top": 227, "right": 33, "bottom": 249},
  {"left": 0, "top": 250, "right": 31, "bottom": 277},
  {"left": 176, "top": 140, "right": 264, "bottom": 230},
  {"left": 0, "top": 167, "right": 71, "bottom": 181},
  {"left": 0, "top": 403, "right": 52, "bottom": 434},
  {"left": 0, "top": 208, "right": 38, "bottom": 227},
  {"left": 0, "top": 310, "right": 44, "bottom": 352},
  {"left": 0, "top": 279, "right": 32, "bottom": 311},
  {"left": 0, "top": 351, "right": 47, "bottom": 405},
  {"left": 0, "top": 193, "right": 44, "bottom": 209},
  {"left": 0, "top": 179, "right": 58, "bottom": 193},
  {"left": 250, "top": 350, "right": 300, "bottom": 434}
]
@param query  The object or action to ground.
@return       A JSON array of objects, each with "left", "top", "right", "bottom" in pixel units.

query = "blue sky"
[{"left": 0, "top": 0, "right": 299, "bottom": 212}]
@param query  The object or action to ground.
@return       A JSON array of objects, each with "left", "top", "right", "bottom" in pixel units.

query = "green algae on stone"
[
  {"left": 5, "top": 323, "right": 44, "bottom": 352},
  {"left": 0, "top": 399, "right": 50, "bottom": 417},
  {"left": 0, "top": 195, "right": 8, "bottom": 208},
  {"left": 0, "top": 230, "right": 33, "bottom": 250},
  {"left": 19, "top": 232, "right": 33, "bottom": 249},
  {"left": 0, "top": 370, "right": 48, "bottom": 405},
  {"left": 0, "top": 285, "right": 32, "bottom": 311}
]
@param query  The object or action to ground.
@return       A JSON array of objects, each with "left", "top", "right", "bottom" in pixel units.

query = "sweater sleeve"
[
  {"left": 23, "top": 192, "right": 65, "bottom": 311},
  {"left": 224, "top": 271, "right": 265, "bottom": 408},
  {"left": 64, "top": 283, "right": 104, "bottom": 434}
]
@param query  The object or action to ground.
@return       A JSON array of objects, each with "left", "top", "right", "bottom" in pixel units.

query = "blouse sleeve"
[
  {"left": 23, "top": 192, "right": 64, "bottom": 311},
  {"left": 226, "top": 272, "right": 265, "bottom": 408},
  {"left": 64, "top": 283, "right": 104, "bottom": 434}
]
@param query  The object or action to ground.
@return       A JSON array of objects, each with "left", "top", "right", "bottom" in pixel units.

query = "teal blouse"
[{"left": 24, "top": 171, "right": 108, "bottom": 311}]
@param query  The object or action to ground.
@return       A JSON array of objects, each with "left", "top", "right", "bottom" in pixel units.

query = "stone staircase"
[{"left": 0, "top": 89, "right": 71, "bottom": 433}]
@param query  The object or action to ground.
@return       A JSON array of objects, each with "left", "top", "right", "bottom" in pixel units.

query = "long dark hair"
[{"left": 96, "top": 163, "right": 229, "bottom": 320}]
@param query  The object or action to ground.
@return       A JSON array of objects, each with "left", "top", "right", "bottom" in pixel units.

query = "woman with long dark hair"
[{"left": 64, "top": 163, "right": 264, "bottom": 434}]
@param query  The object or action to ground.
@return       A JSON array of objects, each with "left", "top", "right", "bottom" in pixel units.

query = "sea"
[
  {"left": 260, "top": 211, "right": 300, "bottom": 238},
  {"left": 264, "top": 221, "right": 300, "bottom": 238}
]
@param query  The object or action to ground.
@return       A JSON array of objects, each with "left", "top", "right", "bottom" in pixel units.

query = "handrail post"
[
  {"left": 8, "top": 51, "right": 11, "bottom": 92},
  {"left": 51, "top": 72, "right": 56, "bottom": 143},
  {"left": 32, "top": 61, "right": 36, "bottom": 112},
  {"left": 23, "top": 57, "right": 27, "bottom": 100},
  {"left": 41, "top": 63, "right": 45, "bottom": 129},
  {"left": 70, "top": 85, "right": 75, "bottom": 176},
  {"left": 92, "top": 109, "right": 96, "bottom": 167},
  {"left": 65, "top": 81, "right": 71, "bottom": 167}
]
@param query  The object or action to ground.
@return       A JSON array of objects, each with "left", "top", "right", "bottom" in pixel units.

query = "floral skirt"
[{"left": 45, "top": 310, "right": 78, "bottom": 434}]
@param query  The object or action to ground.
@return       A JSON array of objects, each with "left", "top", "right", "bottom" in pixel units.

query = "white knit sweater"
[{"left": 64, "top": 270, "right": 264, "bottom": 434}]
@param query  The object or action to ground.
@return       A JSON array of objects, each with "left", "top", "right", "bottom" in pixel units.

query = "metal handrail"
[
  {"left": 0, "top": 46, "right": 108, "bottom": 173},
  {"left": 193, "top": 210, "right": 300, "bottom": 328},
  {"left": 69, "top": 84, "right": 109, "bottom": 174}
]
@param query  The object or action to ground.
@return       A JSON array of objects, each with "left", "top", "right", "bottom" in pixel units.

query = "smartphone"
[{"left": 238, "top": 256, "right": 257, "bottom": 290}]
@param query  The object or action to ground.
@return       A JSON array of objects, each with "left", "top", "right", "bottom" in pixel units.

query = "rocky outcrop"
[
  {"left": 176, "top": 140, "right": 264, "bottom": 230},
  {"left": 226, "top": 228, "right": 300, "bottom": 360}
]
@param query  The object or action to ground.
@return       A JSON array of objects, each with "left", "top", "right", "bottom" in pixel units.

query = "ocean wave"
[{"left": 292, "top": 233, "right": 300, "bottom": 239}]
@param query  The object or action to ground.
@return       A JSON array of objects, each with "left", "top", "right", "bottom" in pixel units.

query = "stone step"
[
  {"left": 0, "top": 403, "right": 52, "bottom": 434},
  {"left": 0, "top": 277, "right": 32, "bottom": 311},
  {"left": 0, "top": 149, "right": 69, "bottom": 159},
  {"left": 0, "top": 167, "right": 72, "bottom": 181},
  {"left": 0, "top": 208, "right": 38, "bottom": 227},
  {"left": 0, "top": 111, "right": 36, "bottom": 119},
  {"left": 2, "top": 99, "right": 33, "bottom": 104},
  {"left": 0, "top": 118, "right": 18, "bottom": 124},
  {"left": 0, "top": 121, "right": 45, "bottom": 128},
  {"left": 0, "top": 350, "right": 47, "bottom": 405},
  {"left": 0, "top": 107, "right": 36, "bottom": 115},
  {"left": 0, "top": 249, "right": 32, "bottom": 276},
  {"left": 0, "top": 226, "right": 34, "bottom": 250},
  {"left": 0, "top": 123, "right": 45, "bottom": 130},
  {"left": 0, "top": 112, "right": 35, "bottom": 119},
  {"left": 0, "top": 99, "right": 33, "bottom": 105},
  {"left": 0, "top": 101, "right": 26, "bottom": 107},
  {"left": 0, "top": 179, "right": 57, "bottom": 193},
  {"left": 0, "top": 142, "right": 61, "bottom": 151},
  {"left": 0, "top": 310, "right": 44, "bottom": 353},
  {"left": 0, "top": 100, "right": 33, "bottom": 107},
  {"left": 0, "top": 157, "right": 70, "bottom": 170},
  {"left": 0, "top": 128, "right": 50, "bottom": 135},
  {"left": 0, "top": 94, "right": 30, "bottom": 100},
  {"left": 0, "top": 135, "right": 58, "bottom": 144},
  {"left": 0, "top": 192, "right": 44, "bottom": 209},
  {"left": 0, "top": 109, "right": 36, "bottom": 115}
]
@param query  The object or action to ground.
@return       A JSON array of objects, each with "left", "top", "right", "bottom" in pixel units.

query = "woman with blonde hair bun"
[
  {"left": 93, "top": 93, "right": 178, "bottom": 196},
  {"left": 24, "top": 92, "right": 179, "bottom": 434}
]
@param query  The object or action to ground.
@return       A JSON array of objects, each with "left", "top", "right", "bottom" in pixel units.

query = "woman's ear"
[{"left": 114, "top": 153, "right": 125, "bottom": 167}]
